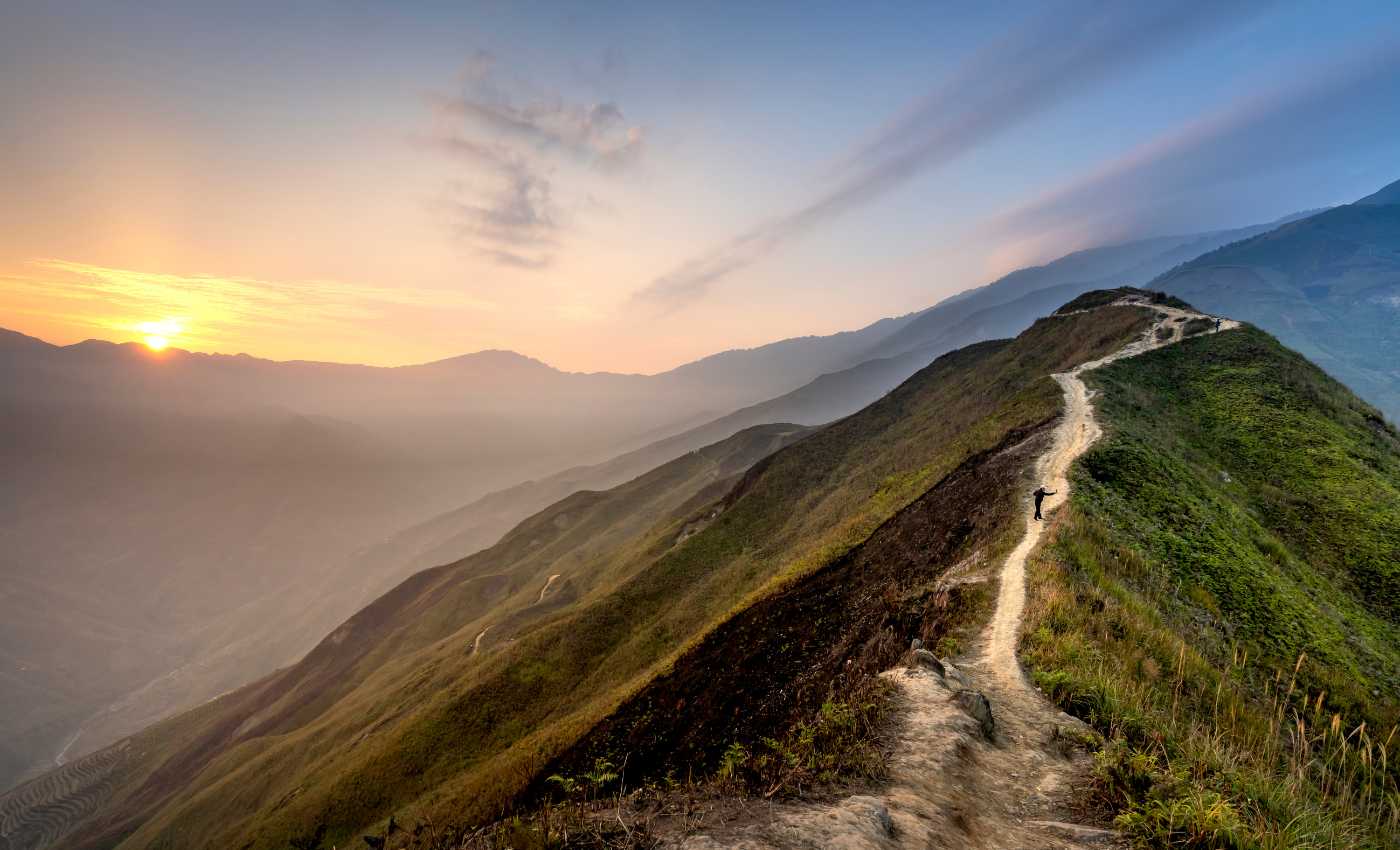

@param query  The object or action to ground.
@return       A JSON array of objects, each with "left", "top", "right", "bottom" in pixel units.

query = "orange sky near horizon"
[
  {"left": 1, "top": 258, "right": 509, "bottom": 366},
  {"left": 0, "top": 254, "right": 960, "bottom": 371}
]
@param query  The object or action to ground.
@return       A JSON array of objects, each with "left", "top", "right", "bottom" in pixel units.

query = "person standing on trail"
[
  {"left": 1214, "top": 317, "right": 1222, "bottom": 333},
  {"left": 1033, "top": 486, "right": 1056, "bottom": 521}
]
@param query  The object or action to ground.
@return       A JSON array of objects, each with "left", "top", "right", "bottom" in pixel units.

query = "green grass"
[{"left": 1021, "top": 326, "right": 1399, "bottom": 848}]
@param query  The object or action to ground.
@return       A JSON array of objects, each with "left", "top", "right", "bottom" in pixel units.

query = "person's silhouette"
[{"left": 1033, "top": 486, "right": 1056, "bottom": 521}]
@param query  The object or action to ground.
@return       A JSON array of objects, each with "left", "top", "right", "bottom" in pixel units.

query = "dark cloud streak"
[
  {"left": 632, "top": 0, "right": 1269, "bottom": 313},
  {"left": 988, "top": 37, "right": 1400, "bottom": 242}
]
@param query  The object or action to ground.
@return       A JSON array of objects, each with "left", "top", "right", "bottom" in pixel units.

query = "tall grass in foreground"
[{"left": 1022, "top": 511, "right": 1398, "bottom": 849}]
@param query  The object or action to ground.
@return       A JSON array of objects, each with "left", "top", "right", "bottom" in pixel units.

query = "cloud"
[
  {"left": 985, "top": 37, "right": 1400, "bottom": 245},
  {"left": 425, "top": 51, "right": 645, "bottom": 267},
  {"left": 431, "top": 159, "right": 559, "bottom": 269},
  {"left": 433, "top": 90, "right": 643, "bottom": 172},
  {"left": 631, "top": 0, "right": 1266, "bottom": 313}
]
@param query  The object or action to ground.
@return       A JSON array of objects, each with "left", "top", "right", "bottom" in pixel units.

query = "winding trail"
[
  {"left": 470, "top": 627, "right": 491, "bottom": 656},
  {"left": 677, "top": 300, "right": 1236, "bottom": 850},
  {"left": 981, "top": 303, "right": 1235, "bottom": 683},
  {"left": 536, "top": 574, "right": 562, "bottom": 604}
]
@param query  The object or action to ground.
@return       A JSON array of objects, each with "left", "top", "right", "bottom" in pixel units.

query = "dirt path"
[
  {"left": 676, "top": 300, "right": 1235, "bottom": 850},
  {"left": 981, "top": 303, "right": 1234, "bottom": 683},
  {"left": 470, "top": 627, "right": 491, "bottom": 656},
  {"left": 536, "top": 574, "right": 562, "bottom": 604}
]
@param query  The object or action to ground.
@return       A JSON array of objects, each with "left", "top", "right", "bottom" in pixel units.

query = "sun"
[{"left": 137, "top": 319, "right": 183, "bottom": 352}]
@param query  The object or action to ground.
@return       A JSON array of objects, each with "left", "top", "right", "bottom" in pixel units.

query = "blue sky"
[{"left": 2, "top": 1, "right": 1398, "bottom": 370}]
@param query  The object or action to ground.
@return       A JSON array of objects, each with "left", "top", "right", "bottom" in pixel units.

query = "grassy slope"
[
  {"left": 1022, "top": 326, "right": 1399, "bottom": 847},
  {"left": 1151, "top": 200, "right": 1400, "bottom": 420},
  {"left": 56, "top": 307, "right": 1150, "bottom": 850}
]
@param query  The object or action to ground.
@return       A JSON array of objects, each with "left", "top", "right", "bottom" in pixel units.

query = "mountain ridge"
[{"left": 1355, "top": 176, "right": 1400, "bottom": 205}]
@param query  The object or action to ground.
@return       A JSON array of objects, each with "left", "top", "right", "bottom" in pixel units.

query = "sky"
[{"left": 2, "top": 0, "right": 1399, "bottom": 373}]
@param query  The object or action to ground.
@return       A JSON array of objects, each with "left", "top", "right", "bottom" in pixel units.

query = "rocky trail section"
[{"left": 675, "top": 299, "right": 1235, "bottom": 850}]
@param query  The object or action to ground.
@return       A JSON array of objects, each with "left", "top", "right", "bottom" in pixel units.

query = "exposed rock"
[
  {"left": 953, "top": 689, "right": 995, "bottom": 739},
  {"left": 1027, "top": 820, "right": 1119, "bottom": 845},
  {"left": 848, "top": 795, "right": 894, "bottom": 837},
  {"left": 909, "top": 649, "right": 944, "bottom": 677},
  {"left": 941, "top": 659, "right": 971, "bottom": 689},
  {"left": 909, "top": 637, "right": 923, "bottom": 651}
]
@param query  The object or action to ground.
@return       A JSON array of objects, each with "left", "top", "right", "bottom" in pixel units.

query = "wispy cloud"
[
  {"left": 631, "top": 0, "right": 1266, "bottom": 313},
  {"left": 425, "top": 51, "right": 644, "bottom": 268},
  {"left": 2, "top": 259, "right": 496, "bottom": 353},
  {"left": 986, "top": 36, "right": 1400, "bottom": 245}
]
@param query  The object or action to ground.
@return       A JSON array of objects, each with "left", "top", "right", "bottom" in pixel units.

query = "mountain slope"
[
  {"left": 1152, "top": 179, "right": 1400, "bottom": 420},
  {"left": 3, "top": 306, "right": 1153, "bottom": 850},
  {"left": 1356, "top": 176, "right": 1400, "bottom": 206},
  {"left": 1023, "top": 324, "right": 1399, "bottom": 847}
]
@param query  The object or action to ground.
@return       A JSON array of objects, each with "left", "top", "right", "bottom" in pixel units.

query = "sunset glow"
[{"left": 137, "top": 319, "right": 183, "bottom": 352}]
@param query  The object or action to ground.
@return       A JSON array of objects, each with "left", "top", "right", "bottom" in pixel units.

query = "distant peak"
[
  {"left": 1355, "top": 177, "right": 1400, "bottom": 206},
  {"left": 0, "top": 326, "right": 58, "bottom": 352},
  {"left": 412, "top": 348, "right": 558, "bottom": 373}
]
